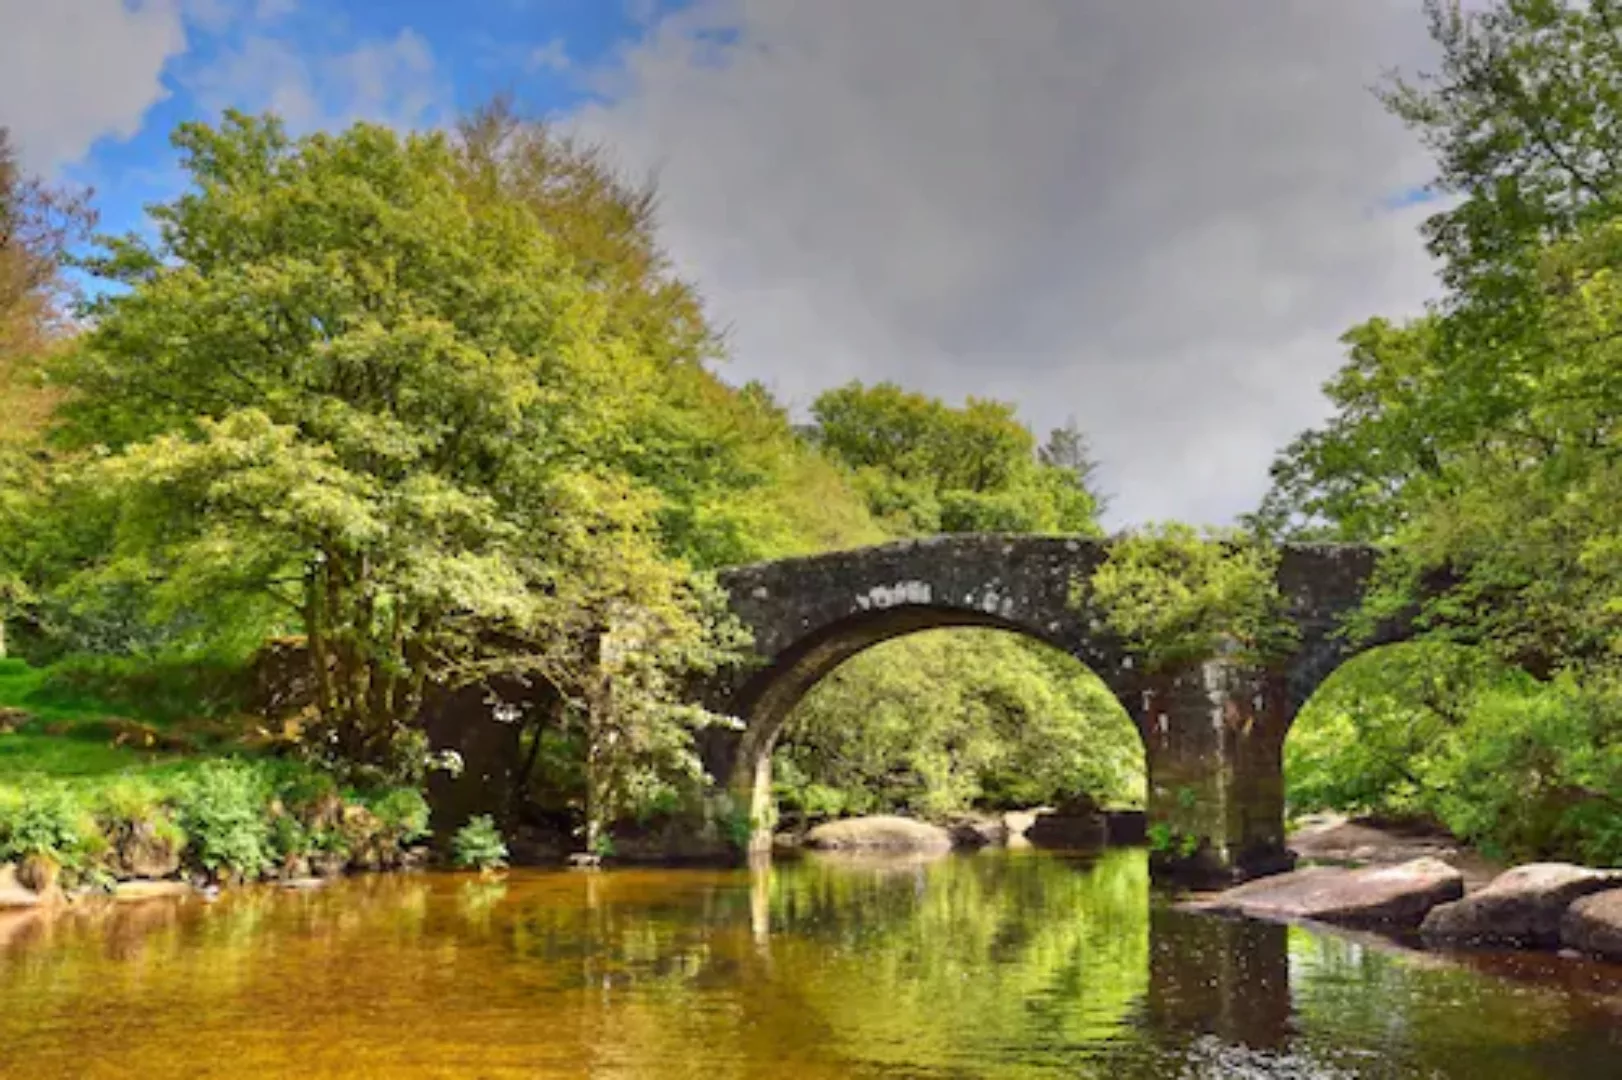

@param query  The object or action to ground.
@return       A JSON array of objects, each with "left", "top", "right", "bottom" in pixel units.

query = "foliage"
[
  {"left": 13, "top": 112, "right": 753, "bottom": 803},
  {"left": 368, "top": 786, "right": 431, "bottom": 846},
  {"left": 1255, "top": 0, "right": 1622, "bottom": 867},
  {"left": 451, "top": 813, "right": 509, "bottom": 871},
  {"left": 0, "top": 126, "right": 93, "bottom": 446},
  {"left": 1083, "top": 523, "right": 1297, "bottom": 672},
  {"left": 172, "top": 759, "right": 275, "bottom": 881},
  {"left": 1288, "top": 646, "right": 1622, "bottom": 865},
  {"left": 0, "top": 783, "right": 95, "bottom": 870},
  {"left": 0, "top": 127, "right": 95, "bottom": 659},
  {"left": 1286, "top": 643, "right": 1513, "bottom": 819},
  {"left": 775, "top": 630, "right": 1143, "bottom": 822},
  {"left": 451, "top": 100, "right": 889, "bottom": 569},
  {"left": 808, "top": 381, "right": 1103, "bottom": 536}
]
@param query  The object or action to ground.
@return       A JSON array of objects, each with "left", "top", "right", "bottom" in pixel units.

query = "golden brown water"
[{"left": 3, "top": 848, "right": 1621, "bottom": 1078}]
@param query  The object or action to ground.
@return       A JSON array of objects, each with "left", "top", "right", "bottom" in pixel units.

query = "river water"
[{"left": 3, "top": 848, "right": 1620, "bottom": 1078}]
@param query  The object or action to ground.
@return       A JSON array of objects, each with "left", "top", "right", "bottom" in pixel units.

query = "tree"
[
  {"left": 808, "top": 380, "right": 1104, "bottom": 535},
  {"left": 0, "top": 127, "right": 93, "bottom": 439},
  {"left": 1257, "top": 0, "right": 1622, "bottom": 672},
  {"left": 1259, "top": 1, "right": 1622, "bottom": 862},
  {"left": 451, "top": 98, "right": 895, "bottom": 571},
  {"left": 775, "top": 630, "right": 1143, "bottom": 821},
  {"left": 48, "top": 113, "right": 744, "bottom": 786},
  {"left": 1383, "top": 0, "right": 1622, "bottom": 302},
  {"left": 0, "top": 129, "right": 94, "bottom": 656},
  {"left": 1082, "top": 523, "right": 1297, "bottom": 673}
]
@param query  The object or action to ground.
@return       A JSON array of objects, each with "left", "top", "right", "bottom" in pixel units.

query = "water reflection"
[{"left": 1, "top": 849, "right": 1620, "bottom": 1078}]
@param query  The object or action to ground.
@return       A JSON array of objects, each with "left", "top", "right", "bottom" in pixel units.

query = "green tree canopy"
[
  {"left": 808, "top": 380, "right": 1102, "bottom": 535},
  {"left": 36, "top": 112, "right": 745, "bottom": 790}
]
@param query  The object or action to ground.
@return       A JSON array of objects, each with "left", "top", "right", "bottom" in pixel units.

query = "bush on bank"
[{"left": 0, "top": 758, "right": 430, "bottom": 889}]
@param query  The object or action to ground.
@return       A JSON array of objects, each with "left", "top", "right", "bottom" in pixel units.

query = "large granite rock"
[
  {"left": 1420, "top": 863, "right": 1622, "bottom": 947},
  {"left": 109, "top": 821, "right": 183, "bottom": 880},
  {"left": 0, "top": 862, "right": 62, "bottom": 909},
  {"left": 944, "top": 814, "right": 1009, "bottom": 848},
  {"left": 1561, "top": 889, "right": 1622, "bottom": 960},
  {"left": 803, "top": 816, "right": 954, "bottom": 852},
  {"left": 1025, "top": 808, "right": 1108, "bottom": 849},
  {"left": 1184, "top": 857, "right": 1463, "bottom": 928}
]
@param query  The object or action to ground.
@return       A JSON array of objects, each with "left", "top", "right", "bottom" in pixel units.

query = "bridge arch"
[{"left": 713, "top": 535, "right": 1400, "bottom": 883}]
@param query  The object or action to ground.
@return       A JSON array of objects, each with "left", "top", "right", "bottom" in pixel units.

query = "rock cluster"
[
  {"left": 1188, "top": 856, "right": 1622, "bottom": 961},
  {"left": 1419, "top": 863, "right": 1622, "bottom": 947}
]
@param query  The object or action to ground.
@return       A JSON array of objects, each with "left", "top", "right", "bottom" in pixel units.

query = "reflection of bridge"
[{"left": 708, "top": 535, "right": 1400, "bottom": 883}]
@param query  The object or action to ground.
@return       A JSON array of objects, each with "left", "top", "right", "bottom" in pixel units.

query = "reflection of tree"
[
  {"left": 756, "top": 849, "right": 1152, "bottom": 1073},
  {"left": 1285, "top": 927, "right": 1600, "bottom": 1076}
]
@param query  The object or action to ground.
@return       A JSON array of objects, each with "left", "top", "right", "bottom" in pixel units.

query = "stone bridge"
[{"left": 707, "top": 534, "right": 1399, "bottom": 883}]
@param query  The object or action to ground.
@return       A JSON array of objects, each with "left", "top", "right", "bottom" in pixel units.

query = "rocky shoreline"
[
  {"left": 0, "top": 854, "right": 422, "bottom": 913},
  {"left": 1183, "top": 855, "right": 1622, "bottom": 964}
]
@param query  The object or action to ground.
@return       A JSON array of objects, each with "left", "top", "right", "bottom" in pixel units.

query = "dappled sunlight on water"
[{"left": 2, "top": 849, "right": 1621, "bottom": 1078}]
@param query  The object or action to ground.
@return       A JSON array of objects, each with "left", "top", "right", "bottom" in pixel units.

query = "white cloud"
[
  {"left": 253, "top": 0, "right": 298, "bottom": 21},
  {"left": 571, "top": 0, "right": 1447, "bottom": 527},
  {"left": 0, "top": 0, "right": 188, "bottom": 171},
  {"left": 185, "top": 27, "right": 447, "bottom": 133},
  {"left": 527, "top": 37, "right": 571, "bottom": 73}
]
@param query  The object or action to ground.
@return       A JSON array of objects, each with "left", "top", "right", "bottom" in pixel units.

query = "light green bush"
[{"left": 452, "top": 815, "right": 508, "bottom": 871}]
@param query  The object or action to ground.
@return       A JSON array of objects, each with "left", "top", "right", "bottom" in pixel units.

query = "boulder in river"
[
  {"left": 945, "top": 814, "right": 1008, "bottom": 848},
  {"left": 1420, "top": 863, "right": 1622, "bottom": 948},
  {"left": 1561, "top": 889, "right": 1622, "bottom": 960},
  {"left": 1183, "top": 856, "right": 1463, "bottom": 928},
  {"left": 0, "top": 862, "right": 62, "bottom": 909},
  {"left": 1024, "top": 798, "right": 1108, "bottom": 848},
  {"left": 802, "top": 816, "right": 954, "bottom": 852}
]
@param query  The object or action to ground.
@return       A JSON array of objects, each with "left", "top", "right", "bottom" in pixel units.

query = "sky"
[{"left": 1, "top": 0, "right": 1448, "bottom": 528}]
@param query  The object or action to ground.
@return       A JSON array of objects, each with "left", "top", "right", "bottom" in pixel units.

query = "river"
[{"left": 2, "top": 848, "right": 1620, "bottom": 1078}]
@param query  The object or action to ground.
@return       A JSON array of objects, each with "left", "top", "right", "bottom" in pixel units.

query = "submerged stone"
[{"left": 113, "top": 880, "right": 194, "bottom": 903}]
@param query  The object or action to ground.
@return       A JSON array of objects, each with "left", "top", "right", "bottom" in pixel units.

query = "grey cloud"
[{"left": 570, "top": 0, "right": 1446, "bottom": 526}]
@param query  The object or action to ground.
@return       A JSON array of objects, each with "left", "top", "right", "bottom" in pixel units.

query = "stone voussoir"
[
  {"left": 1183, "top": 856, "right": 1464, "bottom": 928},
  {"left": 1420, "top": 863, "right": 1622, "bottom": 948}
]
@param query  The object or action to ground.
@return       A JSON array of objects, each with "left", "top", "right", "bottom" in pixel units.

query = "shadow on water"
[{"left": 2, "top": 848, "right": 1622, "bottom": 1078}]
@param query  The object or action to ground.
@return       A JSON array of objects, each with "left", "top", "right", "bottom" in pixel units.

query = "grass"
[{"left": 0, "top": 656, "right": 235, "bottom": 781}]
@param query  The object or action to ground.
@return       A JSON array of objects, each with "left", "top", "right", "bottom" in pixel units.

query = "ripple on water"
[{"left": 1, "top": 849, "right": 1620, "bottom": 1079}]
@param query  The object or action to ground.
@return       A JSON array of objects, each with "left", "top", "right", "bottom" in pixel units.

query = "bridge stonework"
[{"left": 708, "top": 535, "right": 1388, "bottom": 884}]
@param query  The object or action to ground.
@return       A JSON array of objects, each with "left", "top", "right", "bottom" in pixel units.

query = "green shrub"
[
  {"left": 451, "top": 815, "right": 508, "bottom": 871},
  {"left": 0, "top": 784, "right": 94, "bottom": 868},
  {"left": 368, "top": 787, "right": 431, "bottom": 846},
  {"left": 1287, "top": 652, "right": 1622, "bottom": 866},
  {"left": 174, "top": 760, "right": 273, "bottom": 881},
  {"left": 91, "top": 778, "right": 187, "bottom": 857}
]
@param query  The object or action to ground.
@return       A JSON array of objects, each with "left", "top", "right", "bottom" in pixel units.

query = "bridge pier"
[{"left": 1134, "top": 655, "right": 1293, "bottom": 885}]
